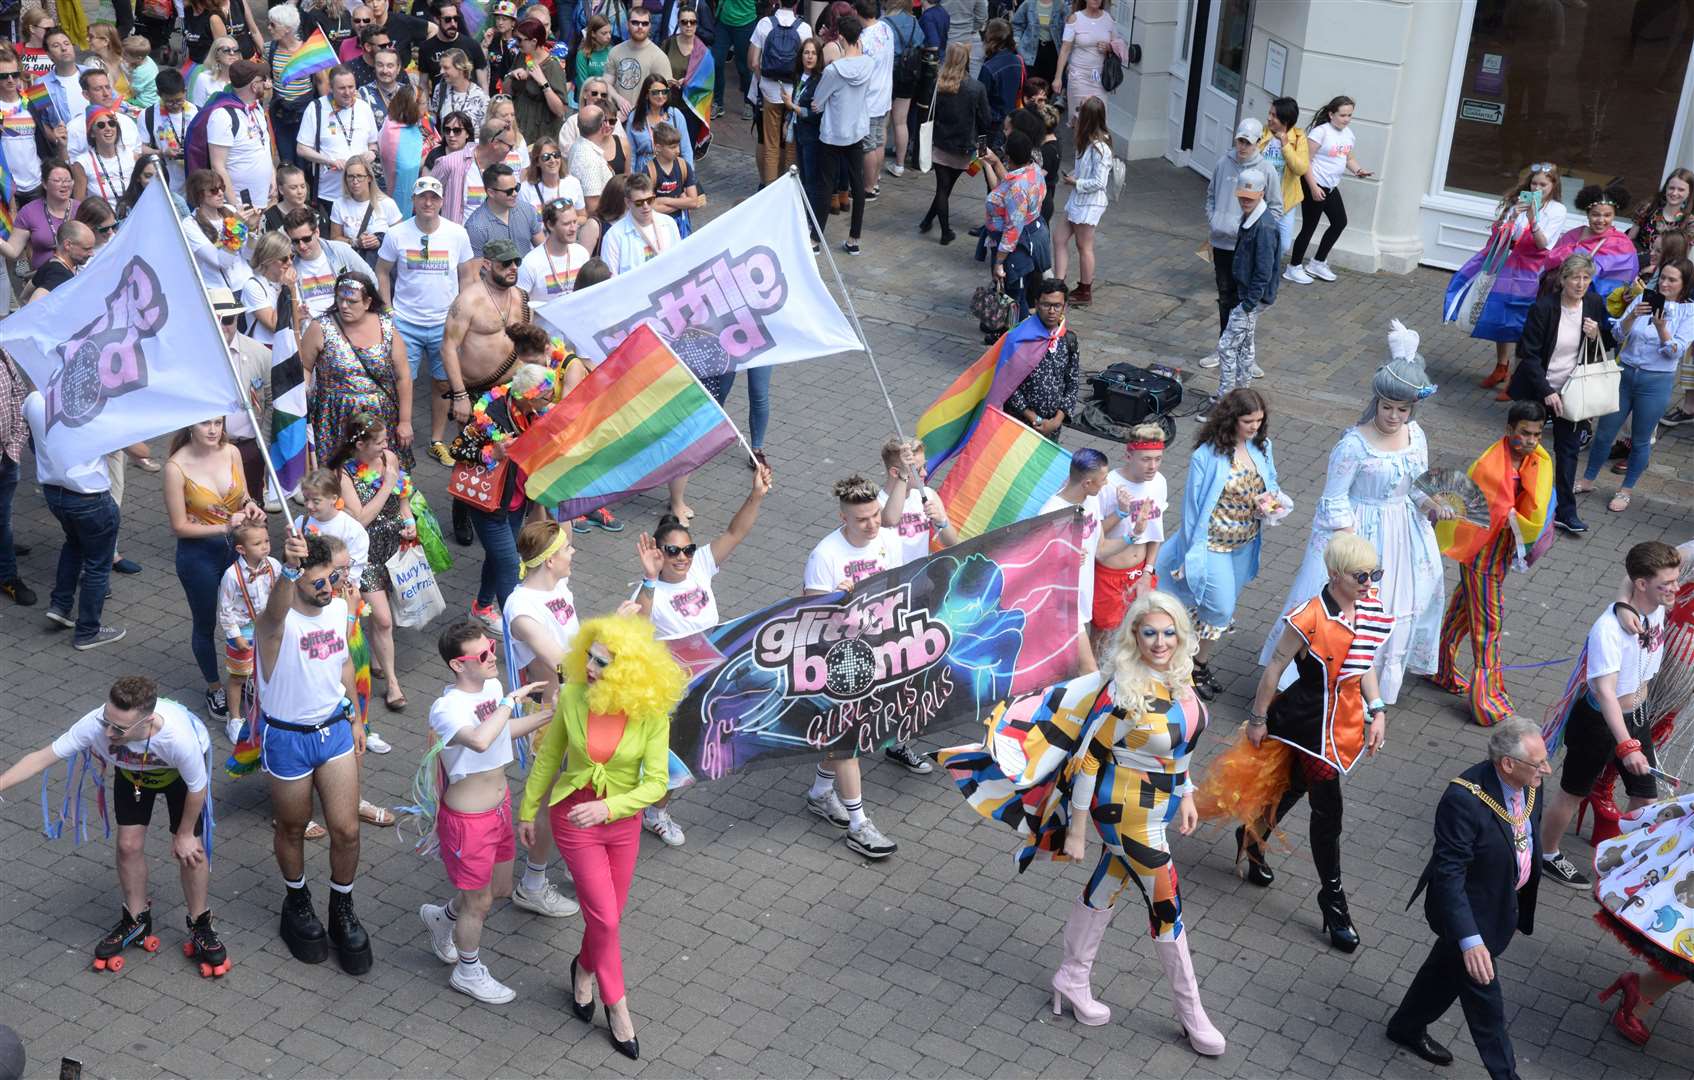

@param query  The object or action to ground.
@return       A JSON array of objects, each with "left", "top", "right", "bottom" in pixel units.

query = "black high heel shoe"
[
  {"left": 569, "top": 955, "right": 594, "bottom": 1022},
  {"left": 1317, "top": 879, "right": 1361, "bottom": 953},
  {"left": 604, "top": 1001, "right": 639, "bottom": 1060},
  {"left": 1234, "top": 825, "right": 1275, "bottom": 887}
]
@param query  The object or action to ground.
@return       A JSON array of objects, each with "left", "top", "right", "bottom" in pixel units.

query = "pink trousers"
[{"left": 550, "top": 788, "right": 643, "bottom": 1003}]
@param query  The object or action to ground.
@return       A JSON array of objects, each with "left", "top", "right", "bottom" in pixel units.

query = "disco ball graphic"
[
  {"left": 667, "top": 325, "right": 735, "bottom": 382},
  {"left": 55, "top": 341, "right": 108, "bottom": 426},
  {"left": 824, "top": 637, "right": 877, "bottom": 699}
]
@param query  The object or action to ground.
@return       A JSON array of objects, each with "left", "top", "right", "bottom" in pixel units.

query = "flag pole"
[
  {"left": 788, "top": 167, "right": 906, "bottom": 441},
  {"left": 156, "top": 173, "right": 302, "bottom": 538}
]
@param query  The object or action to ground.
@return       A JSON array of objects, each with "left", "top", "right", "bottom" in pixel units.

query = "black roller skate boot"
[
  {"left": 280, "top": 884, "right": 329, "bottom": 964},
  {"left": 327, "top": 888, "right": 373, "bottom": 975},
  {"left": 184, "top": 910, "right": 231, "bottom": 977},
  {"left": 93, "top": 906, "right": 158, "bottom": 972}
]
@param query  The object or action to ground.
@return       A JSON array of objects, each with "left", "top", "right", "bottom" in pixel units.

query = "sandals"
[
  {"left": 1609, "top": 490, "right": 1632, "bottom": 513},
  {"left": 1574, "top": 480, "right": 1596, "bottom": 495},
  {"left": 359, "top": 800, "right": 396, "bottom": 827},
  {"left": 384, "top": 690, "right": 407, "bottom": 712},
  {"left": 304, "top": 820, "right": 328, "bottom": 840}
]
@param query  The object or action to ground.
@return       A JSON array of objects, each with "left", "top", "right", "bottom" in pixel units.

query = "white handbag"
[
  {"left": 917, "top": 76, "right": 939, "bottom": 174},
  {"left": 1560, "top": 334, "right": 1622, "bottom": 423}
]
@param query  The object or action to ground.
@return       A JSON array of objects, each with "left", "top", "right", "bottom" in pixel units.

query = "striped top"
[{"left": 268, "top": 43, "right": 316, "bottom": 105}]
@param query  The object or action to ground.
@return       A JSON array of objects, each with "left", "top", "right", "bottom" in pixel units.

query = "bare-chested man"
[{"left": 1091, "top": 424, "right": 1170, "bottom": 654}]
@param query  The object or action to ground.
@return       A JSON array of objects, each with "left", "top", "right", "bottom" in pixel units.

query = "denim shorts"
[
  {"left": 861, "top": 113, "right": 889, "bottom": 153},
  {"left": 261, "top": 715, "right": 354, "bottom": 781},
  {"left": 395, "top": 316, "right": 448, "bottom": 381}
]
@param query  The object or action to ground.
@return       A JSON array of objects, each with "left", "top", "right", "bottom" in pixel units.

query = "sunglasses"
[
  {"left": 492, "top": 184, "right": 519, "bottom": 195},
  {"left": 217, "top": 45, "right": 239, "bottom": 53},
  {"left": 445, "top": 125, "right": 468, "bottom": 134},
  {"left": 629, "top": 19, "right": 651, "bottom": 26},
  {"left": 101, "top": 710, "right": 149, "bottom": 739},
  {"left": 1350, "top": 569, "right": 1385, "bottom": 585},
  {"left": 289, "top": 233, "right": 316, "bottom": 246},
  {"left": 353, "top": 15, "right": 372, "bottom": 22},
  {"left": 441, "top": 13, "right": 460, "bottom": 22},
  {"left": 661, "top": 543, "right": 697, "bottom": 558},
  {"left": 632, "top": 196, "right": 655, "bottom": 207},
  {"left": 648, "top": 87, "right": 669, "bottom": 96},
  {"left": 307, "top": 568, "right": 346, "bottom": 590},
  {"left": 585, "top": 90, "right": 607, "bottom": 98},
  {"left": 95, "top": 222, "right": 117, "bottom": 235},
  {"left": 452, "top": 645, "right": 497, "bottom": 665},
  {"left": 93, "top": 119, "right": 117, "bottom": 129},
  {"left": 220, "top": 314, "right": 239, "bottom": 325},
  {"left": 0, "top": 71, "right": 20, "bottom": 80},
  {"left": 679, "top": 17, "right": 697, "bottom": 24},
  {"left": 540, "top": 151, "right": 561, "bottom": 161}
]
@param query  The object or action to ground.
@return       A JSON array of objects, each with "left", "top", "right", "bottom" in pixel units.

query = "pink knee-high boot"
[
  {"left": 1153, "top": 934, "right": 1226, "bottom": 1056},
  {"left": 1051, "top": 897, "right": 1114, "bottom": 1025}
]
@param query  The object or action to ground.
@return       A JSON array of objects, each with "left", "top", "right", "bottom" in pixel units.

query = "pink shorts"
[{"left": 437, "top": 789, "right": 516, "bottom": 890}]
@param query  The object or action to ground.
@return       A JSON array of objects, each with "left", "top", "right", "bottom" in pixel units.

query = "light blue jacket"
[
  {"left": 1155, "top": 439, "right": 1282, "bottom": 594},
  {"left": 1010, "top": 0, "right": 1064, "bottom": 65},
  {"left": 1609, "top": 299, "right": 1694, "bottom": 374}
]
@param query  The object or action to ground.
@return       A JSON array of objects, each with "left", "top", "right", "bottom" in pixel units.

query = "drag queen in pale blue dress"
[{"left": 1257, "top": 323, "right": 1444, "bottom": 703}]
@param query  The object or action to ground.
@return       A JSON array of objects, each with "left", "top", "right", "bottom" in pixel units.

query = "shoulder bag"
[
  {"left": 1560, "top": 333, "right": 1622, "bottom": 423},
  {"left": 917, "top": 74, "right": 939, "bottom": 174}
]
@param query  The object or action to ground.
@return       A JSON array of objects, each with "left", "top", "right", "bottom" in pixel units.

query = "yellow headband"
[{"left": 517, "top": 530, "right": 567, "bottom": 579}]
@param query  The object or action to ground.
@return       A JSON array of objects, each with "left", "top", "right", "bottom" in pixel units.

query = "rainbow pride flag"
[
  {"left": 1435, "top": 436, "right": 1555, "bottom": 568},
  {"left": 21, "top": 79, "right": 52, "bottom": 123},
  {"left": 0, "top": 140, "right": 13, "bottom": 240},
  {"left": 460, "top": 0, "right": 489, "bottom": 38},
  {"left": 679, "top": 40, "right": 714, "bottom": 156},
  {"left": 937, "top": 407, "right": 1070, "bottom": 540},
  {"left": 508, "top": 325, "right": 740, "bottom": 517},
  {"left": 280, "top": 27, "right": 340, "bottom": 84},
  {"left": 916, "top": 313, "right": 1058, "bottom": 475}
]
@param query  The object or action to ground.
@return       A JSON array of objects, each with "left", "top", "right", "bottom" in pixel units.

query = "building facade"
[{"left": 1106, "top": 0, "right": 1694, "bottom": 272}]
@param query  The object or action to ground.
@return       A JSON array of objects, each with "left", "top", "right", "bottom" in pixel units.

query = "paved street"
[{"left": 1, "top": 118, "right": 1692, "bottom": 1080}]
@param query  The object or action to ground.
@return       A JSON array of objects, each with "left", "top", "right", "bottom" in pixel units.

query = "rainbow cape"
[
  {"left": 936, "top": 406, "right": 1070, "bottom": 539},
  {"left": 280, "top": 27, "right": 340, "bottom": 84},
  {"left": 679, "top": 38, "right": 714, "bottom": 156},
  {"left": 1434, "top": 436, "right": 1555, "bottom": 568},
  {"left": 916, "top": 314, "right": 1058, "bottom": 474},
  {"left": 508, "top": 325, "right": 740, "bottom": 517}
]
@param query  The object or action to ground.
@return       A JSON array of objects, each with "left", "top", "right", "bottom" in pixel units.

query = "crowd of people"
[{"left": 0, "top": 1, "right": 1692, "bottom": 1077}]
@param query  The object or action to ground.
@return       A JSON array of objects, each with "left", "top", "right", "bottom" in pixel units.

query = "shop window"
[
  {"left": 1444, "top": 0, "right": 1691, "bottom": 209},
  {"left": 1210, "top": 0, "right": 1249, "bottom": 96}
]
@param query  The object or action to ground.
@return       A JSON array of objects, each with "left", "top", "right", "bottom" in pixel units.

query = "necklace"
[
  {"left": 482, "top": 280, "right": 515, "bottom": 327},
  {"left": 1448, "top": 778, "right": 1536, "bottom": 850}
]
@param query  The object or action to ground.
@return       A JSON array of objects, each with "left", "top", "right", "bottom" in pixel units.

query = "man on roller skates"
[
  {"left": 0, "top": 676, "right": 229, "bottom": 976},
  {"left": 256, "top": 532, "right": 374, "bottom": 975}
]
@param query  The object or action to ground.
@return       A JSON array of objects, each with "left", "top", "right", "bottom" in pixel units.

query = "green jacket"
[{"left": 518, "top": 682, "right": 671, "bottom": 823}]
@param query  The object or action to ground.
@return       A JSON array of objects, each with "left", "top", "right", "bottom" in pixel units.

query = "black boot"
[
  {"left": 1235, "top": 826, "right": 1274, "bottom": 887},
  {"left": 939, "top": 213, "right": 956, "bottom": 246},
  {"left": 186, "top": 910, "right": 230, "bottom": 976},
  {"left": 918, "top": 212, "right": 935, "bottom": 235},
  {"left": 451, "top": 499, "right": 475, "bottom": 547},
  {"left": 327, "top": 888, "right": 374, "bottom": 975},
  {"left": 280, "top": 885, "right": 329, "bottom": 964},
  {"left": 1192, "top": 661, "right": 1221, "bottom": 702},
  {"left": 1317, "top": 878, "right": 1361, "bottom": 952}
]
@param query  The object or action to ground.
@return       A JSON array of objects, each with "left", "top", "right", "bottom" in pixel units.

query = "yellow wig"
[{"left": 562, "top": 614, "right": 688, "bottom": 724}]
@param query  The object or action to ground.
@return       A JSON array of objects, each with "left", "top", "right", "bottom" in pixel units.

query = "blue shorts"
[
  {"left": 394, "top": 316, "right": 448, "bottom": 381},
  {"left": 261, "top": 715, "right": 354, "bottom": 781}
]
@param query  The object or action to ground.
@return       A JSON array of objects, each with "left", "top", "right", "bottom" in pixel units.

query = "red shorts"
[
  {"left": 437, "top": 789, "right": 516, "bottom": 890},
  {"left": 1091, "top": 560, "right": 1156, "bottom": 632}
]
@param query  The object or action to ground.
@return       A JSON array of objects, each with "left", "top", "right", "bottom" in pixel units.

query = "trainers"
[
  {"left": 1306, "top": 259, "right": 1337, "bottom": 282},
  {"left": 711, "top": 102, "right": 724, "bottom": 119},
  {"left": 111, "top": 558, "right": 142, "bottom": 574},
  {"left": 1541, "top": 853, "right": 1591, "bottom": 889},
  {"left": 471, "top": 601, "right": 503, "bottom": 638},
  {"left": 864, "top": 187, "right": 879, "bottom": 202},
  {"left": 1283, "top": 263, "right": 1314, "bottom": 284},
  {"left": 74, "top": 626, "right": 126, "bottom": 650},
  {"left": 843, "top": 240, "right": 861, "bottom": 256},
  {"left": 590, "top": 507, "right": 624, "bottom": 532},
  {"left": 1248, "top": 363, "right": 1265, "bottom": 379},
  {"left": 206, "top": 685, "right": 229, "bottom": 721},
  {"left": 1661, "top": 406, "right": 1694, "bottom": 428},
  {"left": 1198, "top": 352, "right": 1220, "bottom": 369},
  {"left": 225, "top": 712, "right": 245, "bottom": 746},
  {"left": 806, "top": 789, "right": 850, "bottom": 829},
  {"left": 428, "top": 440, "right": 453, "bottom": 466},
  {"left": 571, "top": 516, "right": 591, "bottom": 534},
  {"left": 884, "top": 743, "right": 934, "bottom": 775},
  {"left": 365, "top": 731, "right": 392, "bottom": 754},
  {"left": 740, "top": 101, "right": 754, "bottom": 120},
  {"left": 451, "top": 960, "right": 517, "bottom": 1004},
  {"left": 419, "top": 903, "right": 459, "bottom": 963},
  {"left": 845, "top": 818, "right": 898, "bottom": 859},
  {"left": 512, "top": 880, "right": 579, "bottom": 918},
  {"left": 643, "top": 807, "right": 686, "bottom": 846},
  {"left": 1554, "top": 514, "right": 1588, "bottom": 536},
  {"left": 885, "top": 161, "right": 905, "bottom": 178},
  {"left": 0, "top": 578, "right": 37, "bottom": 606}
]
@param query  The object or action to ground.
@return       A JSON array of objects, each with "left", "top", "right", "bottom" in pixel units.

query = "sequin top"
[{"left": 1206, "top": 460, "right": 1264, "bottom": 552}]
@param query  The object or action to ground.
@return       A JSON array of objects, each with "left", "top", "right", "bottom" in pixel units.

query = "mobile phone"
[
  {"left": 1645, "top": 288, "right": 1666, "bottom": 315},
  {"left": 975, "top": 135, "right": 989, "bottom": 156},
  {"left": 239, "top": 188, "right": 253, "bottom": 210},
  {"left": 61, "top": 1059, "right": 84, "bottom": 1080}
]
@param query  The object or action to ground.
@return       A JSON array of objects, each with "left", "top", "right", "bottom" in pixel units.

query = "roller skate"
[
  {"left": 93, "top": 906, "right": 158, "bottom": 972},
  {"left": 328, "top": 889, "right": 373, "bottom": 975},
  {"left": 183, "top": 910, "right": 231, "bottom": 977},
  {"left": 280, "top": 885, "right": 329, "bottom": 964}
]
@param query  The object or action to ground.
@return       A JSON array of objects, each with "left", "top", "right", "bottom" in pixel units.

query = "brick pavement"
[{"left": 1, "top": 118, "right": 1692, "bottom": 1080}]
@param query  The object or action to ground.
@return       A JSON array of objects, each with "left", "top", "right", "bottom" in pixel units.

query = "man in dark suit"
[{"left": 1386, "top": 716, "right": 1550, "bottom": 1079}]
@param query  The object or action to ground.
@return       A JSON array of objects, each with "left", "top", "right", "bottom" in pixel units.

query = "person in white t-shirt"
[
  {"left": 1093, "top": 424, "right": 1169, "bottom": 647},
  {"left": 297, "top": 68, "right": 381, "bottom": 207},
  {"left": 747, "top": 0, "right": 812, "bottom": 185},
  {"left": 1038, "top": 448, "right": 1135, "bottom": 673},
  {"left": 1538, "top": 540, "right": 1682, "bottom": 890},
  {"left": 418, "top": 619, "right": 553, "bottom": 1004},
  {"left": 853, "top": 0, "right": 896, "bottom": 196},
  {"left": 295, "top": 469, "right": 372, "bottom": 584},
  {"left": 600, "top": 171, "right": 680, "bottom": 275},
  {"left": 516, "top": 197, "right": 591, "bottom": 300},
  {"left": 0, "top": 676, "right": 226, "bottom": 976},
  {"left": 205, "top": 60, "right": 276, "bottom": 210},
  {"left": 632, "top": 464, "right": 774, "bottom": 847},
  {"left": 281, "top": 208, "right": 365, "bottom": 318},
  {"left": 800, "top": 475, "right": 909, "bottom": 861}
]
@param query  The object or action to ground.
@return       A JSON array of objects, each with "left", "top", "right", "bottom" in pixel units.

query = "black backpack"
[
  {"left": 892, "top": 18, "right": 924, "bottom": 98},
  {"left": 758, "top": 14, "right": 802, "bottom": 78}
]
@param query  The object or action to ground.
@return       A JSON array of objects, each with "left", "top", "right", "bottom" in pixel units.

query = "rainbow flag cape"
[
  {"left": 679, "top": 39, "right": 714, "bottom": 156},
  {"left": 937, "top": 406, "right": 1070, "bottom": 539},
  {"left": 1435, "top": 437, "right": 1555, "bottom": 568},
  {"left": 916, "top": 314, "right": 1058, "bottom": 475},
  {"left": 508, "top": 325, "right": 740, "bottom": 517},
  {"left": 280, "top": 27, "right": 340, "bottom": 84},
  {"left": 0, "top": 140, "right": 13, "bottom": 240}
]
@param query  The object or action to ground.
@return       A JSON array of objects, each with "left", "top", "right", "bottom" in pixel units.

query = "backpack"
[
  {"left": 758, "top": 14, "right": 802, "bottom": 79},
  {"left": 891, "top": 17, "right": 923, "bottom": 98},
  {"left": 183, "top": 90, "right": 245, "bottom": 177}
]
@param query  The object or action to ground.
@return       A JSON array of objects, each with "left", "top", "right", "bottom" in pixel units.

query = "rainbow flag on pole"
[
  {"left": 508, "top": 325, "right": 740, "bottom": 517},
  {"left": 0, "top": 140, "right": 13, "bottom": 239},
  {"left": 937, "top": 407, "right": 1071, "bottom": 540},
  {"left": 280, "top": 27, "right": 339, "bottom": 84},
  {"left": 916, "top": 314, "right": 1059, "bottom": 475}
]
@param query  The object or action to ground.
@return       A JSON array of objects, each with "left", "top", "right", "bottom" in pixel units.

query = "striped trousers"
[{"left": 1433, "top": 530, "right": 1515, "bottom": 727}]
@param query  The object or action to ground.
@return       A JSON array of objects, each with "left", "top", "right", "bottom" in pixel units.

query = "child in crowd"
[
  {"left": 294, "top": 468, "right": 371, "bottom": 586},
  {"left": 215, "top": 522, "right": 282, "bottom": 743},
  {"left": 121, "top": 35, "right": 159, "bottom": 108},
  {"left": 648, "top": 123, "right": 705, "bottom": 237}
]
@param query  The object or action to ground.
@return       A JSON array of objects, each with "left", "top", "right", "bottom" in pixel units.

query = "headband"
[
  {"left": 1126, "top": 439, "right": 1164, "bottom": 451},
  {"left": 1594, "top": 193, "right": 1620, "bottom": 208},
  {"left": 517, "top": 530, "right": 567, "bottom": 579},
  {"left": 1381, "top": 365, "right": 1438, "bottom": 401}
]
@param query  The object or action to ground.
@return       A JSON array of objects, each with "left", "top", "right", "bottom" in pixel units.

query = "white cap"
[
  {"left": 1236, "top": 171, "right": 1267, "bottom": 195},
  {"left": 1234, "top": 117, "right": 1264, "bottom": 143}
]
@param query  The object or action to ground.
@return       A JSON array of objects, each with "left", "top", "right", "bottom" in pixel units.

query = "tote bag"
[
  {"left": 1561, "top": 334, "right": 1622, "bottom": 423},
  {"left": 918, "top": 78, "right": 939, "bottom": 174},
  {"left": 386, "top": 544, "right": 446, "bottom": 628}
]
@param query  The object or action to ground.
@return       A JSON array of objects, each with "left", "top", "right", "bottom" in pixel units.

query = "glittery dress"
[{"left": 310, "top": 313, "right": 413, "bottom": 470}]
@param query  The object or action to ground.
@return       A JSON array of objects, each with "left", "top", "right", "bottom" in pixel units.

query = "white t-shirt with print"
[
  {"left": 1306, "top": 121, "right": 1356, "bottom": 190},
  {"left": 503, "top": 578, "right": 581, "bottom": 673},
  {"left": 650, "top": 543, "right": 721, "bottom": 640},
  {"left": 1041, "top": 492, "right": 1102, "bottom": 627},
  {"left": 295, "top": 511, "right": 372, "bottom": 583},
  {"left": 377, "top": 218, "right": 474, "bottom": 327},
  {"left": 875, "top": 485, "right": 937, "bottom": 567},
  {"left": 859, "top": 18, "right": 896, "bottom": 117},
  {"left": 206, "top": 101, "right": 274, "bottom": 206},
  {"left": 297, "top": 96, "right": 379, "bottom": 202},
  {"left": 1102, "top": 470, "right": 1167, "bottom": 545},
  {"left": 53, "top": 698, "right": 211, "bottom": 791},
  {"left": 1587, "top": 603, "right": 1668, "bottom": 698},
  {"left": 331, "top": 193, "right": 403, "bottom": 243},
  {"left": 516, "top": 240, "right": 591, "bottom": 300},
  {"left": 803, "top": 526, "right": 900, "bottom": 592},
  {"left": 429, "top": 677, "right": 514, "bottom": 784},
  {"left": 518, "top": 174, "right": 585, "bottom": 216}
]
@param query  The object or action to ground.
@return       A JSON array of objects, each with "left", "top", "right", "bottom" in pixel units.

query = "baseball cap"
[
  {"left": 412, "top": 175, "right": 444, "bottom": 198},
  {"left": 1236, "top": 171, "right": 1267, "bottom": 195},
  {"left": 228, "top": 59, "right": 265, "bottom": 88},
  {"left": 482, "top": 238, "right": 521, "bottom": 263},
  {"left": 493, "top": 1, "right": 518, "bottom": 17},
  {"left": 1234, "top": 117, "right": 1264, "bottom": 143}
]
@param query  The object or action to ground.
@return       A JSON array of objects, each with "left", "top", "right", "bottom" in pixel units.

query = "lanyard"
[{"left": 543, "top": 244, "right": 575, "bottom": 291}]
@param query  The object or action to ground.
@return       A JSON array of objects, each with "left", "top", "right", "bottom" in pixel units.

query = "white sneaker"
[
  {"left": 1248, "top": 363, "right": 1265, "bottom": 379},
  {"left": 364, "top": 730, "right": 392, "bottom": 754},
  {"left": 885, "top": 161, "right": 905, "bottom": 178},
  {"left": 1306, "top": 259, "right": 1337, "bottom": 282},
  {"left": 845, "top": 817, "right": 898, "bottom": 859},
  {"left": 1198, "top": 352, "right": 1220, "bottom": 369},
  {"left": 450, "top": 960, "right": 517, "bottom": 1004},
  {"left": 512, "top": 880, "right": 579, "bottom": 918},
  {"left": 806, "top": 789, "right": 850, "bottom": 829},
  {"left": 225, "top": 713, "right": 245, "bottom": 746},
  {"left": 1283, "top": 264, "right": 1313, "bottom": 284},
  {"left": 419, "top": 902, "right": 458, "bottom": 963},
  {"left": 643, "top": 807, "right": 686, "bottom": 846}
]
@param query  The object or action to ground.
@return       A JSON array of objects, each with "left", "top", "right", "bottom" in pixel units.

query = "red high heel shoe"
[
  {"left": 1579, "top": 764, "right": 1623, "bottom": 844},
  {"left": 1598, "top": 973, "right": 1651, "bottom": 1046}
]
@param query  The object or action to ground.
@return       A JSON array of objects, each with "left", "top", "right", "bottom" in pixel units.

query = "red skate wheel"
[
  {"left": 213, "top": 961, "right": 230, "bottom": 976},
  {"left": 142, "top": 936, "right": 160, "bottom": 952},
  {"left": 107, "top": 956, "right": 124, "bottom": 972},
  {"left": 182, "top": 942, "right": 195, "bottom": 957},
  {"left": 92, "top": 958, "right": 107, "bottom": 971},
  {"left": 199, "top": 962, "right": 213, "bottom": 977}
]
